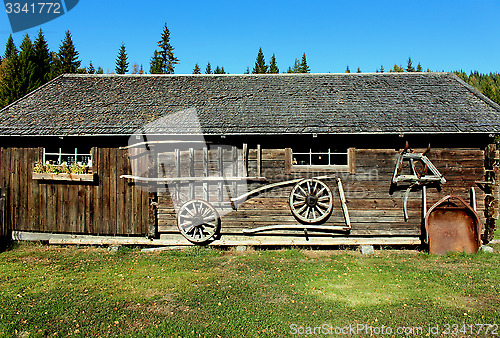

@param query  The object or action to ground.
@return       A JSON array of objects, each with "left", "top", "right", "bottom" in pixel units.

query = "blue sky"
[{"left": 1, "top": 0, "right": 499, "bottom": 74}]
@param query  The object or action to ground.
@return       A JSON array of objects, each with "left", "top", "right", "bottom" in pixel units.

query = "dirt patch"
[{"left": 125, "top": 293, "right": 179, "bottom": 317}]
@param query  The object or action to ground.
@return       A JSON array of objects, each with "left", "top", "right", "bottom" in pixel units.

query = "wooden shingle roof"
[{"left": 1, "top": 72, "right": 499, "bottom": 136}]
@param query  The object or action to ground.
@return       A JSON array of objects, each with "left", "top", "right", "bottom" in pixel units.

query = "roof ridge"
[{"left": 62, "top": 72, "right": 447, "bottom": 78}]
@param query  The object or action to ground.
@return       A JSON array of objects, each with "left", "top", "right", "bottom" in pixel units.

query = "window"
[
  {"left": 43, "top": 148, "right": 93, "bottom": 170},
  {"left": 290, "top": 147, "right": 354, "bottom": 173}
]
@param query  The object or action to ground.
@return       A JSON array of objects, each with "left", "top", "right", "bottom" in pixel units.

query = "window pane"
[
  {"left": 311, "top": 153, "right": 329, "bottom": 165},
  {"left": 293, "top": 154, "right": 309, "bottom": 165},
  {"left": 330, "top": 153, "right": 348, "bottom": 166}
]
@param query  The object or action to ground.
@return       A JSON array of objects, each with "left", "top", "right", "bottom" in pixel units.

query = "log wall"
[
  {"left": 158, "top": 146, "right": 487, "bottom": 241},
  {"left": 0, "top": 147, "right": 150, "bottom": 236}
]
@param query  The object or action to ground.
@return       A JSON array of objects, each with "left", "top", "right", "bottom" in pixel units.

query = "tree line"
[{"left": 1, "top": 22, "right": 499, "bottom": 109}]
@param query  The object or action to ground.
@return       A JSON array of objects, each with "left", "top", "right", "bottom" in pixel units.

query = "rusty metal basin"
[{"left": 425, "top": 195, "right": 482, "bottom": 255}]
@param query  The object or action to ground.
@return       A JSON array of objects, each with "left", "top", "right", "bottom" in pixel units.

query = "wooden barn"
[{"left": 0, "top": 72, "right": 499, "bottom": 247}]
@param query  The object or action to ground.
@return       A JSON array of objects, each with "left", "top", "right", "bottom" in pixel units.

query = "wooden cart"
[{"left": 121, "top": 142, "right": 351, "bottom": 244}]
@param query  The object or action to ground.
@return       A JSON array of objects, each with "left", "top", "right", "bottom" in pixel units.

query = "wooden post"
[
  {"left": 284, "top": 148, "right": 291, "bottom": 175},
  {"left": 203, "top": 147, "right": 209, "bottom": 201},
  {"left": 242, "top": 143, "right": 248, "bottom": 177},
  {"left": 257, "top": 144, "right": 261, "bottom": 177},
  {"left": 232, "top": 146, "right": 238, "bottom": 198},
  {"left": 0, "top": 188, "right": 7, "bottom": 240},
  {"left": 148, "top": 148, "right": 157, "bottom": 238},
  {"left": 218, "top": 147, "right": 223, "bottom": 202},
  {"left": 189, "top": 148, "right": 195, "bottom": 200},
  {"left": 349, "top": 148, "right": 356, "bottom": 175},
  {"left": 174, "top": 149, "right": 180, "bottom": 201},
  {"left": 422, "top": 185, "right": 427, "bottom": 219},
  {"left": 470, "top": 187, "right": 476, "bottom": 212}
]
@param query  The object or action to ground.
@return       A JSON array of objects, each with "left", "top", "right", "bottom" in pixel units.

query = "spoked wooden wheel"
[
  {"left": 177, "top": 199, "right": 220, "bottom": 244},
  {"left": 289, "top": 179, "right": 333, "bottom": 224}
]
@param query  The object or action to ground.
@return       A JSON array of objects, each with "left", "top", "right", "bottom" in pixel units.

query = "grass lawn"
[{"left": 0, "top": 243, "right": 499, "bottom": 337}]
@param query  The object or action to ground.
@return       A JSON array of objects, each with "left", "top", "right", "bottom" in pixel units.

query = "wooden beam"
[
  {"left": 231, "top": 175, "right": 335, "bottom": 203},
  {"left": 119, "top": 140, "right": 207, "bottom": 150},
  {"left": 120, "top": 175, "right": 267, "bottom": 182},
  {"left": 11, "top": 231, "right": 421, "bottom": 246},
  {"left": 337, "top": 178, "right": 351, "bottom": 228},
  {"left": 242, "top": 224, "right": 350, "bottom": 234}
]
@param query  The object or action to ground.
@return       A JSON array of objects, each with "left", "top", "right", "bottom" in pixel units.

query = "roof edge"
[
  {"left": 451, "top": 73, "right": 500, "bottom": 112},
  {"left": 0, "top": 74, "right": 65, "bottom": 113},
  {"left": 0, "top": 131, "right": 498, "bottom": 137}
]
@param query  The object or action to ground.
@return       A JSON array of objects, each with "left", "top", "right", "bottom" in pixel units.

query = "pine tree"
[
  {"left": 19, "top": 34, "right": 37, "bottom": 94},
  {"left": 299, "top": 53, "right": 310, "bottom": 73},
  {"left": 483, "top": 82, "right": 494, "bottom": 100},
  {"left": 115, "top": 43, "right": 129, "bottom": 74},
  {"left": 192, "top": 63, "right": 201, "bottom": 74},
  {"left": 214, "top": 66, "right": 226, "bottom": 74},
  {"left": 149, "top": 50, "right": 162, "bottom": 74},
  {"left": 345, "top": 65, "right": 350, "bottom": 73},
  {"left": 139, "top": 64, "right": 144, "bottom": 74},
  {"left": 33, "top": 29, "right": 51, "bottom": 84},
  {"left": 244, "top": 67, "right": 249, "bottom": 74},
  {"left": 416, "top": 63, "right": 422, "bottom": 72},
  {"left": 287, "top": 59, "right": 301, "bottom": 73},
  {"left": 269, "top": 54, "right": 279, "bottom": 73},
  {"left": 252, "top": 48, "right": 267, "bottom": 74},
  {"left": 97, "top": 67, "right": 104, "bottom": 74},
  {"left": 356, "top": 67, "right": 361, "bottom": 73},
  {"left": 390, "top": 64, "right": 404, "bottom": 72},
  {"left": 406, "top": 57, "right": 415, "bottom": 72},
  {"left": 3, "top": 35, "right": 16, "bottom": 59},
  {"left": 150, "top": 23, "right": 179, "bottom": 74},
  {"left": 53, "top": 31, "right": 81, "bottom": 76},
  {"left": 380, "top": 65, "right": 384, "bottom": 73},
  {"left": 205, "top": 62, "right": 212, "bottom": 74},
  {"left": 0, "top": 35, "right": 20, "bottom": 107},
  {"left": 87, "top": 61, "right": 95, "bottom": 74}
]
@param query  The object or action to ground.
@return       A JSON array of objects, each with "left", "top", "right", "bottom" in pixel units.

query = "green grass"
[{"left": 0, "top": 243, "right": 499, "bottom": 337}]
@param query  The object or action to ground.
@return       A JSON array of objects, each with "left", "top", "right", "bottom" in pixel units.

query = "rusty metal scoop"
[{"left": 425, "top": 195, "right": 482, "bottom": 255}]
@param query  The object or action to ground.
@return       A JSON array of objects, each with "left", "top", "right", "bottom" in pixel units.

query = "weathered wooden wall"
[
  {"left": 0, "top": 147, "right": 149, "bottom": 236},
  {"left": 157, "top": 146, "right": 486, "bottom": 242}
]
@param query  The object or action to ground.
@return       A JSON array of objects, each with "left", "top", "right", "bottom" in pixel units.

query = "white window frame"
[
  {"left": 290, "top": 147, "right": 354, "bottom": 173},
  {"left": 43, "top": 148, "right": 93, "bottom": 169}
]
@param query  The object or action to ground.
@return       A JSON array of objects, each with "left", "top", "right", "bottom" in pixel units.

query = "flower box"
[{"left": 32, "top": 172, "right": 94, "bottom": 182}]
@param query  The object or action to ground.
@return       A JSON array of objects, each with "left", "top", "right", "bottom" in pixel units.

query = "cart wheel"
[
  {"left": 177, "top": 199, "right": 220, "bottom": 244},
  {"left": 289, "top": 179, "right": 333, "bottom": 224}
]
